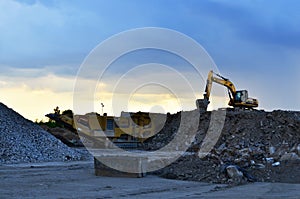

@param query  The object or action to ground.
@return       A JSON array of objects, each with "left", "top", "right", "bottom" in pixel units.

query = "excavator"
[{"left": 196, "top": 70, "right": 258, "bottom": 111}]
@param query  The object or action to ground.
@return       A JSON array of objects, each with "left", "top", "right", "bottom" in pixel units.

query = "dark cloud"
[{"left": 188, "top": 1, "right": 300, "bottom": 49}]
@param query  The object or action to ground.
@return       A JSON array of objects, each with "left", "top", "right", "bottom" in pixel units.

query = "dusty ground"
[{"left": 1, "top": 161, "right": 299, "bottom": 199}]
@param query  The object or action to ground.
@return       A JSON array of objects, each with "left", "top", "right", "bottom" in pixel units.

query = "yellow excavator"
[{"left": 196, "top": 70, "right": 258, "bottom": 111}]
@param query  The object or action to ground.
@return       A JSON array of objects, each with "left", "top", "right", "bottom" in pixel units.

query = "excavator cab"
[
  {"left": 234, "top": 90, "right": 247, "bottom": 103},
  {"left": 230, "top": 90, "right": 258, "bottom": 108}
]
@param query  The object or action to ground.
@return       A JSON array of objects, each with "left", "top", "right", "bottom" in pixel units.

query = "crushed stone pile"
[
  {"left": 0, "top": 103, "right": 91, "bottom": 164},
  {"left": 147, "top": 109, "right": 300, "bottom": 185}
]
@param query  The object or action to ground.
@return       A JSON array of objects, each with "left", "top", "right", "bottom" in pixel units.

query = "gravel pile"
[
  {"left": 148, "top": 109, "right": 300, "bottom": 184},
  {"left": 0, "top": 103, "right": 91, "bottom": 164}
]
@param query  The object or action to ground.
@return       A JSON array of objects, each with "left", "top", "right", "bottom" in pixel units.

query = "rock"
[
  {"left": 254, "top": 163, "right": 265, "bottom": 169},
  {"left": 226, "top": 165, "right": 243, "bottom": 179},
  {"left": 217, "top": 143, "right": 226, "bottom": 151},
  {"left": 272, "top": 162, "right": 280, "bottom": 167},
  {"left": 268, "top": 146, "right": 276, "bottom": 155},
  {"left": 280, "top": 152, "right": 300, "bottom": 162},
  {"left": 265, "top": 157, "right": 274, "bottom": 164},
  {"left": 274, "top": 143, "right": 289, "bottom": 158},
  {"left": 290, "top": 143, "right": 300, "bottom": 156}
]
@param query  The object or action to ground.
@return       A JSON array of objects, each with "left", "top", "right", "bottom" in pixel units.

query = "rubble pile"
[
  {"left": 151, "top": 109, "right": 300, "bottom": 184},
  {"left": 0, "top": 103, "right": 91, "bottom": 164},
  {"left": 145, "top": 112, "right": 181, "bottom": 149}
]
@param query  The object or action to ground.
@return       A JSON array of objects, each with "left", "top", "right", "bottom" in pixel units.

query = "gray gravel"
[{"left": 0, "top": 103, "right": 91, "bottom": 164}]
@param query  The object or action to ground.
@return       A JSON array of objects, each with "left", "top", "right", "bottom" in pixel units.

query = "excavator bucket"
[{"left": 196, "top": 98, "right": 210, "bottom": 112}]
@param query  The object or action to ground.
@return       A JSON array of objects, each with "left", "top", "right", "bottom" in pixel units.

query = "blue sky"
[{"left": 1, "top": 0, "right": 300, "bottom": 120}]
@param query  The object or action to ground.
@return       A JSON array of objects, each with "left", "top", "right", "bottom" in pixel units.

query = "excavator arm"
[{"left": 204, "top": 70, "right": 236, "bottom": 100}]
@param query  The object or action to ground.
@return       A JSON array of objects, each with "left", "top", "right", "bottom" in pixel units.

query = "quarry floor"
[{"left": 0, "top": 161, "right": 299, "bottom": 199}]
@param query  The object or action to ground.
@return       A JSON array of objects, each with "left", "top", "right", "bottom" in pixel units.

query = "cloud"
[
  {"left": 0, "top": 70, "right": 74, "bottom": 93},
  {"left": 173, "top": 1, "right": 300, "bottom": 77},
  {"left": 0, "top": 0, "right": 100, "bottom": 68},
  {"left": 218, "top": 66, "right": 300, "bottom": 112},
  {"left": 195, "top": 1, "right": 300, "bottom": 49},
  {"left": 2, "top": 0, "right": 300, "bottom": 118},
  {"left": 0, "top": 1, "right": 64, "bottom": 54},
  {"left": 0, "top": 64, "right": 226, "bottom": 119},
  {"left": 0, "top": 65, "right": 252, "bottom": 121},
  {"left": 0, "top": 65, "right": 102, "bottom": 120},
  {"left": 2, "top": 0, "right": 300, "bottom": 68}
]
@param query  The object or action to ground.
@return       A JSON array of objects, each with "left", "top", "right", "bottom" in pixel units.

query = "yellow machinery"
[
  {"left": 46, "top": 109, "right": 165, "bottom": 147},
  {"left": 196, "top": 70, "right": 258, "bottom": 111}
]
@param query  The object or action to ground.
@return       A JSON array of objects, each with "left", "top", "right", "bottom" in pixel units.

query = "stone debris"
[
  {"left": 0, "top": 103, "right": 91, "bottom": 164},
  {"left": 272, "top": 162, "right": 280, "bottom": 167},
  {"left": 280, "top": 152, "right": 300, "bottom": 162},
  {"left": 226, "top": 165, "right": 243, "bottom": 178},
  {"left": 150, "top": 109, "right": 300, "bottom": 184}
]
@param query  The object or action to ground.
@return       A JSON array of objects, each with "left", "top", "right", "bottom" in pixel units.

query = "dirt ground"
[{"left": 1, "top": 161, "right": 299, "bottom": 199}]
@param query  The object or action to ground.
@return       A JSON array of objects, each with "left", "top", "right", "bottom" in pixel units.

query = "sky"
[{"left": 1, "top": 0, "right": 300, "bottom": 121}]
